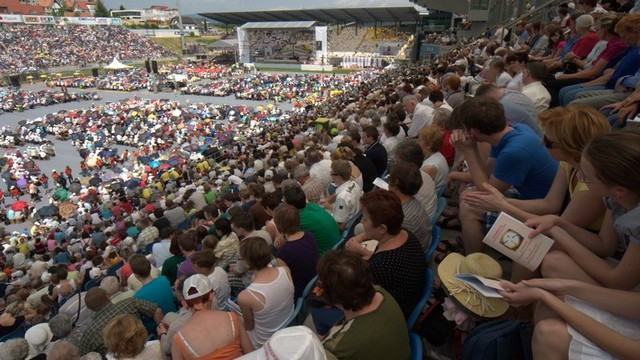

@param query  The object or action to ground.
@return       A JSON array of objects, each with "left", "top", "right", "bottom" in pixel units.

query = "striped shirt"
[{"left": 402, "top": 198, "right": 432, "bottom": 252}]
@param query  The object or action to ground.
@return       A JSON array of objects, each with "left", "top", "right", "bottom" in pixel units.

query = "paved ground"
[{"left": 1, "top": 84, "right": 290, "bottom": 232}]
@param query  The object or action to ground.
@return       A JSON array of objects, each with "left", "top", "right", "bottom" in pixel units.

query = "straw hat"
[{"left": 437, "top": 253, "right": 508, "bottom": 318}]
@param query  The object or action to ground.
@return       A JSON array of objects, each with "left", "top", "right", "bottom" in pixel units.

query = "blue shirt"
[
  {"left": 490, "top": 124, "right": 558, "bottom": 199},
  {"left": 501, "top": 91, "right": 542, "bottom": 136},
  {"left": 606, "top": 46, "right": 640, "bottom": 89},
  {"left": 561, "top": 34, "right": 581, "bottom": 58},
  {"left": 134, "top": 276, "right": 177, "bottom": 332}
]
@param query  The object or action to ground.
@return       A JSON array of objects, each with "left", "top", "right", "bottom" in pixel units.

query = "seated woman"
[
  {"left": 103, "top": 314, "right": 161, "bottom": 360},
  {"left": 320, "top": 250, "right": 410, "bottom": 360},
  {"left": 525, "top": 130, "right": 640, "bottom": 292},
  {"left": 346, "top": 189, "right": 427, "bottom": 318},
  {"left": 237, "top": 237, "right": 294, "bottom": 348},
  {"left": 500, "top": 278, "right": 640, "bottom": 359},
  {"left": 388, "top": 162, "right": 432, "bottom": 252},
  {"left": 463, "top": 106, "right": 611, "bottom": 281},
  {"left": 171, "top": 274, "right": 253, "bottom": 359},
  {"left": 551, "top": 13, "right": 628, "bottom": 106},
  {"left": 418, "top": 125, "right": 450, "bottom": 194},
  {"left": 273, "top": 204, "right": 319, "bottom": 299}
]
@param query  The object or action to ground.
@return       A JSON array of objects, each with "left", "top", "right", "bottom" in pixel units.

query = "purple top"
[
  {"left": 177, "top": 255, "right": 195, "bottom": 278},
  {"left": 276, "top": 231, "right": 319, "bottom": 298}
]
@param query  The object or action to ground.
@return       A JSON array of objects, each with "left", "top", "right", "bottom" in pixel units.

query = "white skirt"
[{"left": 565, "top": 295, "right": 640, "bottom": 360}]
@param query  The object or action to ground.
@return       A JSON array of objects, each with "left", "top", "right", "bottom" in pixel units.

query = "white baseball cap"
[
  {"left": 236, "top": 326, "right": 327, "bottom": 360},
  {"left": 183, "top": 274, "right": 213, "bottom": 300}
]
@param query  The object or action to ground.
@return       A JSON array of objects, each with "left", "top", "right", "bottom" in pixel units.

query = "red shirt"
[
  {"left": 571, "top": 32, "right": 600, "bottom": 59},
  {"left": 439, "top": 130, "right": 455, "bottom": 167},
  {"left": 593, "top": 36, "right": 627, "bottom": 66}
]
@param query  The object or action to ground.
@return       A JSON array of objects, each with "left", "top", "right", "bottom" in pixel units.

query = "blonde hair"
[
  {"left": 538, "top": 105, "right": 610, "bottom": 162},
  {"left": 331, "top": 146, "right": 355, "bottom": 161},
  {"left": 615, "top": 13, "right": 640, "bottom": 34},
  {"left": 418, "top": 125, "right": 445, "bottom": 153},
  {"left": 102, "top": 314, "right": 147, "bottom": 359}
]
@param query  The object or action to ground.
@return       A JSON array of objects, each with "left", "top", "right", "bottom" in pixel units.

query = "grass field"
[{"left": 151, "top": 36, "right": 222, "bottom": 56}]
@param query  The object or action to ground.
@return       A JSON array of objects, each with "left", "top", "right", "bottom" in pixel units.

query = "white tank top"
[{"left": 246, "top": 267, "right": 294, "bottom": 347}]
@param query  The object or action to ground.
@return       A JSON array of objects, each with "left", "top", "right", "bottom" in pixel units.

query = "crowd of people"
[
  {"left": 0, "top": 24, "right": 175, "bottom": 75},
  {"left": 1, "top": 1, "right": 640, "bottom": 359},
  {"left": 247, "top": 29, "right": 315, "bottom": 61},
  {"left": 0, "top": 88, "right": 100, "bottom": 114}
]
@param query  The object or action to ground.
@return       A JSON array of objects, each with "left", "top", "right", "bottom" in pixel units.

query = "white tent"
[{"left": 104, "top": 57, "right": 132, "bottom": 70}]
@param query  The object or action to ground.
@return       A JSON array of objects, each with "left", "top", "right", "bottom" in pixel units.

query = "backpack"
[{"left": 462, "top": 320, "right": 533, "bottom": 360}]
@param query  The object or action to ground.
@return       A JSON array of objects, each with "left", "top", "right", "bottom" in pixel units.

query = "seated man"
[
  {"left": 130, "top": 254, "right": 176, "bottom": 333},
  {"left": 521, "top": 61, "right": 552, "bottom": 112},
  {"left": 329, "top": 160, "right": 363, "bottom": 230},
  {"left": 79, "top": 288, "right": 162, "bottom": 356},
  {"left": 475, "top": 83, "right": 542, "bottom": 136},
  {"left": 451, "top": 97, "right": 558, "bottom": 254}
]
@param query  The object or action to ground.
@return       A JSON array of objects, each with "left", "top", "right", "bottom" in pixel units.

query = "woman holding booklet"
[
  {"left": 499, "top": 278, "right": 640, "bottom": 359},
  {"left": 499, "top": 130, "right": 640, "bottom": 359},
  {"left": 463, "top": 106, "right": 612, "bottom": 282}
]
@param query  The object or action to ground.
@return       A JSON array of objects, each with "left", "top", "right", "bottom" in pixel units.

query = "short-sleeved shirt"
[
  {"left": 300, "top": 203, "right": 341, "bottom": 254},
  {"left": 571, "top": 31, "right": 600, "bottom": 59},
  {"left": 177, "top": 254, "right": 195, "bottom": 278},
  {"left": 594, "top": 36, "right": 627, "bottom": 65},
  {"left": 501, "top": 90, "right": 541, "bottom": 136},
  {"left": 323, "top": 286, "right": 410, "bottom": 360},
  {"left": 491, "top": 124, "right": 558, "bottom": 200},
  {"left": 369, "top": 231, "right": 427, "bottom": 318},
  {"left": 79, "top": 298, "right": 158, "bottom": 355},
  {"left": 161, "top": 255, "right": 185, "bottom": 286},
  {"left": 135, "top": 276, "right": 177, "bottom": 332},
  {"left": 332, "top": 181, "right": 363, "bottom": 224},
  {"left": 276, "top": 231, "right": 319, "bottom": 298},
  {"left": 401, "top": 199, "right": 432, "bottom": 252},
  {"left": 605, "top": 197, "right": 640, "bottom": 248}
]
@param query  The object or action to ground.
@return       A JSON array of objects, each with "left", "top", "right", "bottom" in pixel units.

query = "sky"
[{"left": 103, "top": 0, "right": 418, "bottom": 15}]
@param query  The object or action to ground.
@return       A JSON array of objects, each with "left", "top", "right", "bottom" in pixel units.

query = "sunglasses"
[{"left": 543, "top": 134, "right": 556, "bottom": 149}]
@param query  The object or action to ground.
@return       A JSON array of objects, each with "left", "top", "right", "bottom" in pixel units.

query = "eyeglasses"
[
  {"left": 543, "top": 134, "right": 557, "bottom": 149},
  {"left": 577, "top": 170, "right": 601, "bottom": 185}
]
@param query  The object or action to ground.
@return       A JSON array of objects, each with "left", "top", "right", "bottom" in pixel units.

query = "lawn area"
[{"left": 151, "top": 36, "right": 221, "bottom": 56}]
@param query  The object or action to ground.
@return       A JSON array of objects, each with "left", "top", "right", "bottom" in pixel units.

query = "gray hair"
[
  {"left": 47, "top": 341, "right": 79, "bottom": 360},
  {"left": 0, "top": 339, "right": 29, "bottom": 360},
  {"left": 280, "top": 179, "right": 301, "bottom": 193},
  {"left": 49, "top": 313, "right": 74, "bottom": 338},
  {"left": 292, "top": 165, "right": 310, "bottom": 179},
  {"left": 433, "top": 108, "right": 452, "bottom": 127},
  {"left": 402, "top": 94, "right": 419, "bottom": 106},
  {"left": 99, "top": 276, "right": 120, "bottom": 297}
]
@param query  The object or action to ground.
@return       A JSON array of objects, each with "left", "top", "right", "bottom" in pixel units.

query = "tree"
[
  {"left": 119, "top": 5, "right": 125, "bottom": 10},
  {"left": 94, "top": 0, "right": 110, "bottom": 17}
]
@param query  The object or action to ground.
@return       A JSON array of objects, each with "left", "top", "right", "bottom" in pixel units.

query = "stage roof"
[
  {"left": 199, "top": 7, "right": 422, "bottom": 25},
  {"left": 239, "top": 21, "right": 317, "bottom": 29}
]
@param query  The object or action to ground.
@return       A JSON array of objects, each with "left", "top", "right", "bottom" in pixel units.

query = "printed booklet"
[{"left": 483, "top": 212, "right": 555, "bottom": 271}]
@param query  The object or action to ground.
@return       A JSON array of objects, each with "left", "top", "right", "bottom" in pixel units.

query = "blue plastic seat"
[
  {"left": 410, "top": 332, "right": 423, "bottom": 360},
  {"left": 426, "top": 225, "right": 442, "bottom": 261},
  {"left": 406, "top": 267, "right": 434, "bottom": 331},
  {"left": 278, "top": 297, "right": 304, "bottom": 330},
  {"left": 333, "top": 212, "right": 363, "bottom": 250},
  {"left": 431, "top": 197, "right": 447, "bottom": 226}
]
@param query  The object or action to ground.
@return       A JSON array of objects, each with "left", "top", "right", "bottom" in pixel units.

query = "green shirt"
[
  {"left": 204, "top": 190, "right": 217, "bottom": 204},
  {"left": 323, "top": 287, "right": 410, "bottom": 360},
  {"left": 300, "top": 203, "right": 341, "bottom": 254},
  {"left": 161, "top": 254, "right": 185, "bottom": 286}
]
